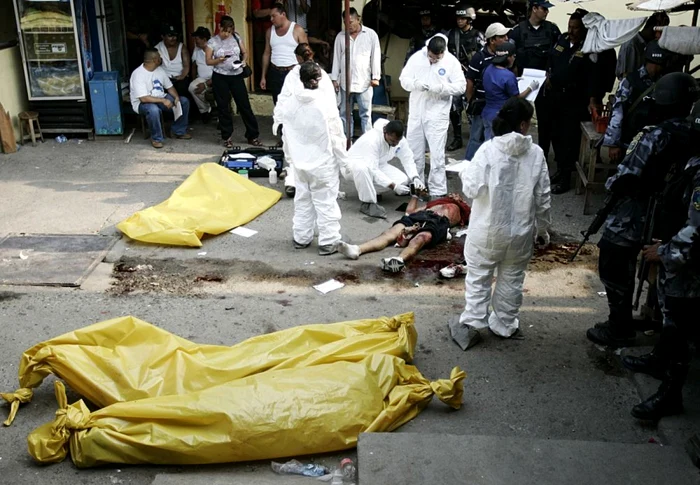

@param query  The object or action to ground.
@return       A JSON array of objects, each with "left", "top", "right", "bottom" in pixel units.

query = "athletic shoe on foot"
[
  {"left": 338, "top": 241, "right": 360, "bottom": 260},
  {"left": 293, "top": 240, "right": 311, "bottom": 249},
  {"left": 381, "top": 256, "right": 405, "bottom": 273},
  {"left": 360, "top": 202, "right": 387, "bottom": 219},
  {"left": 318, "top": 244, "right": 338, "bottom": 256}
]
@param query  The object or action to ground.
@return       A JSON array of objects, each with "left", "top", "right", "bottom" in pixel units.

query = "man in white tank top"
[
  {"left": 261, "top": 3, "right": 308, "bottom": 104},
  {"left": 155, "top": 25, "right": 191, "bottom": 100}
]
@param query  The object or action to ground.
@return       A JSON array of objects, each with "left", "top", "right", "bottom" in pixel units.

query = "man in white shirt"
[
  {"left": 346, "top": 119, "right": 425, "bottom": 218},
  {"left": 188, "top": 27, "right": 214, "bottom": 122},
  {"left": 331, "top": 8, "right": 381, "bottom": 137},
  {"left": 155, "top": 25, "right": 191, "bottom": 99},
  {"left": 130, "top": 48, "right": 191, "bottom": 149}
]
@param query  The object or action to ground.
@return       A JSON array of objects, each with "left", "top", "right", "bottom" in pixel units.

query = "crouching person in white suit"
[
  {"left": 449, "top": 97, "right": 551, "bottom": 351},
  {"left": 275, "top": 61, "right": 349, "bottom": 256},
  {"left": 346, "top": 118, "right": 426, "bottom": 218}
]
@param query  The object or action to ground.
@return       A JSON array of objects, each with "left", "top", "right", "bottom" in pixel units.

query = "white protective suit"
[
  {"left": 400, "top": 34, "right": 466, "bottom": 196},
  {"left": 459, "top": 132, "right": 551, "bottom": 337},
  {"left": 347, "top": 119, "right": 419, "bottom": 204},
  {"left": 275, "top": 81, "right": 348, "bottom": 246},
  {"left": 273, "top": 65, "right": 337, "bottom": 190}
]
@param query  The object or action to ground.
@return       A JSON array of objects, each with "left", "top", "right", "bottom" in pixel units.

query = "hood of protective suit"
[
  {"left": 492, "top": 132, "right": 533, "bottom": 157},
  {"left": 291, "top": 83, "right": 319, "bottom": 104},
  {"left": 372, "top": 118, "right": 389, "bottom": 132},
  {"left": 424, "top": 33, "right": 448, "bottom": 48}
]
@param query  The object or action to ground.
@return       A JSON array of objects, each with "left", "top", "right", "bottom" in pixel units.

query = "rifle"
[
  {"left": 633, "top": 195, "right": 660, "bottom": 311},
  {"left": 569, "top": 195, "right": 619, "bottom": 262}
]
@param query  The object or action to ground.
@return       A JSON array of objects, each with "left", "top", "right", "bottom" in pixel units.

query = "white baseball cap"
[{"left": 485, "top": 22, "right": 509, "bottom": 40}]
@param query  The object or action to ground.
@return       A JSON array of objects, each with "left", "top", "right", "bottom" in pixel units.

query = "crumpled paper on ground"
[
  {"left": 117, "top": 163, "right": 281, "bottom": 247},
  {"left": 2, "top": 313, "right": 416, "bottom": 426},
  {"left": 28, "top": 355, "right": 465, "bottom": 466}
]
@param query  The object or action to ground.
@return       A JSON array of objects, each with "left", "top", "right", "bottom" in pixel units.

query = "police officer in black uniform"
[
  {"left": 405, "top": 9, "right": 439, "bottom": 65},
  {"left": 586, "top": 73, "right": 699, "bottom": 349},
  {"left": 508, "top": 0, "right": 561, "bottom": 160},
  {"left": 547, "top": 9, "right": 600, "bottom": 194},
  {"left": 445, "top": 4, "right": 485, "bottom": 151}
]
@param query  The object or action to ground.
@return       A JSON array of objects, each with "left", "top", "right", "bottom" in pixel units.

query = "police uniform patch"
[
  {"left": 693, "top": 187, "right": 700, "bottom": 211},
  {"left": 438, "top": 68, "right": 446, "bottom": 76},
  {"left": 626, "top": 130, "right": 644, "bottom": 155},
  {"left": 555, "top": 45, "right": 564, "bottom": 52}
]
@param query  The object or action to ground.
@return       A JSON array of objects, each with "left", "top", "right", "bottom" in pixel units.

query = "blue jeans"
[
  {"left": 339, "top": 87, "right": 373, "bottom": 136},
  {"left": 483, "top": 117, "right": 494, "bottom": 141},
  {"left": 464, "top": 114, "right": 485, "bottom": 160},
  {"left": 138, "top": 94, "right": 190, "bottom": 142}
]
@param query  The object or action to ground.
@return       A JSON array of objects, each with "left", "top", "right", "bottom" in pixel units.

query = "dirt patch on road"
[{"left": 110, "top": 241, "right": 597, "bottom": 295}]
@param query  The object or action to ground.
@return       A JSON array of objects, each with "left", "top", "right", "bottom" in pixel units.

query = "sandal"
[
  {"left": 223, "top": 137, "right": 233, "bottom": 149},
  {"left": 247, "top": 138, "right": 263, "bottom": 147}
]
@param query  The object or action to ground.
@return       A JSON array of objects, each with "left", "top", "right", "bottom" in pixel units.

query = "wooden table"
[{"left": 575, "top": 121, "right": 617, "bottom": 215}]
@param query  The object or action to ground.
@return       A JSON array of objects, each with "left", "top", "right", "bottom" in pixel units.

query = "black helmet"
[{"left": 653, "top": 72, "right": 699, "bottom": 107}]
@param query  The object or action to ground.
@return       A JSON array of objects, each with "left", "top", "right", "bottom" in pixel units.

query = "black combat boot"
[
  {"left": 622, "top": 351, "right": 666, "bottom": 380},
  {"left": 631, "top": 362, "right": 687, "bottom": 420}
]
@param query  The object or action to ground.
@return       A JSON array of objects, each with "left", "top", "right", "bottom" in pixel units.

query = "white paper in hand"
[
  {"left": 517, "top": 68, "right": 547, "bottom": 102},
  {"left": 173, "top": 101, "right": 183, "bottom": 121}
]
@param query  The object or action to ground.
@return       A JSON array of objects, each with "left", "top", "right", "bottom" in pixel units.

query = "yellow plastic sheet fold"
[
  {"left": 2, "top": 313, "right": 417, "bottom": 426},
  {"left": 116, "top": 163, "right": 281, "bottom": 247},
  {"left": 29, "top": 356, "right": 465, "bottom": 466}
]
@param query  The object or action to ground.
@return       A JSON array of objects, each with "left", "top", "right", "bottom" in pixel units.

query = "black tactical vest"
[
  {"left": 622, "top": 71, "right": 656, "bottom": 145},
  {"left": 516, "top": 20, "right": 557, "bottom": 70}
]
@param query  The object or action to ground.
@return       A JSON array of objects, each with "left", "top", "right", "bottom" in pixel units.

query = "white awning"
[{"left": 626, "top": 0, "right": 694, "bottom": 11}]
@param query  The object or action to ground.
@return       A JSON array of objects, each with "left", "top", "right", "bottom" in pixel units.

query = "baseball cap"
[
  {"left": 644, "top": 40, "right": 670, "bottom": 65},
  {"left": 456, "top": 7, "right": 477, "bottom": 19},
  {"left": 419, "top": 9, "right": 431, "bottom": 16},
  {"left": 162, "top": 24, "right": 178, "bottom": 36},
  {"left": 485, "top": 22, "right": 510, "bottom": 39},
  {"left": 191, "top": 26, "right": 211, "bottom": 39},
  {"left": 530, "top": 0, "right": 555, "bottom": 8},
  {"left": 492, "top": 42, "right": 516, "bottom": 63}
]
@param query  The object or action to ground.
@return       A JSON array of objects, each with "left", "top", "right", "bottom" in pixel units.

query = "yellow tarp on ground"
[
  {"left": 116, "top": 163, "right": 281, "bottom": 247},
  {"left": 29, "top": 356, "right": 465, "bottom": 466},
  {"left": 1, "top": 313, "right": 417, "bottom": 426}
]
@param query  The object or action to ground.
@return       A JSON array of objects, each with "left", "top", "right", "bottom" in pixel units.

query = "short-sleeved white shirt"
[{"left": 130, "top": 65, "right": 173, "bottom": 112}]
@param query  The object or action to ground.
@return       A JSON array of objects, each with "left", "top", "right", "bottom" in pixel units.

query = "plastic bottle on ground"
[
  {"left": 330, "top": 469, "right": 344, "bottom": 485},
  {"left": 238, "top": 169, "right": 249, "bottom": 179},
  {"left": 270, "top": 459, "right": 328, "bottom": 477},
  {"left": 341, "top": 458, "right": 357, "bottom": 481},
  {"left": 269, "top": 169, "right": 277, "bottom": 184},
  {"left": 55, "top": 135, "right": 67, "bottom": 143}
]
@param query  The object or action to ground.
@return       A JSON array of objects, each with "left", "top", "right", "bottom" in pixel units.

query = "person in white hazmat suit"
[
  {"left": 346, "top": 118, "right": 426, "bottom": 218},
  {"left": 275, "top": 61, "right": 349, "bottom": 256},
  {"left": 400, "top": 33, "right": 466, "bottom": 197},
  {"left": 449, "top": 97, "right": 552, "bottom": 351},
  {"left": 273, "top": 43, "right": 337, "bottom": 197}
]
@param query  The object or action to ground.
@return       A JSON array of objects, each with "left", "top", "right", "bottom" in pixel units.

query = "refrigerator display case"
[{"left": 13, "top": 0, "right": 86, "bottom": 101}]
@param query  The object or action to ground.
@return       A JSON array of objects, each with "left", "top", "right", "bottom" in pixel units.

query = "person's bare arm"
[
  {"left": 237, "top": 34, "right": 248, "bottom": 62},
  {"left": 166, "top": 86, "right": 180, "bottom": 103},
  {"left": 139, "top": 95, "right": 171, "bottom": 107},
  {"left": 179, "top": 45, "right": 190, "bottom": 80},
  {"left": 405, "top": 196, "right": 425, "bottom": 215},
  {"left": 261, "top": 28, "right": 271, "bottom": 90},
  {"left": 466, "top": 78, "right": 475, "bottom": 102},
  {"left": 205, "top": 46, "right": 226, "bottom": 66},
  {"left": 295, "top": 24, "right": 308, "bottom": 45}
]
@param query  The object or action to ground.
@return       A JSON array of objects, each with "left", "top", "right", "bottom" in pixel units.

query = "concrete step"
[{"left": 358, "top": 433, "right": 700, "bottom": 485}]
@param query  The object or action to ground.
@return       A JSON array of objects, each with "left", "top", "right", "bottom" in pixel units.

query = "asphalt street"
[{"left": 1, "top": 118, "right": 698, "bottom": 484}]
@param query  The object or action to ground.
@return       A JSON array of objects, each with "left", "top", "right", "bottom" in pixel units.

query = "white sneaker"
[
  {"left": 381, "top": 256, "right": 405, "bottom": 273},
  {"left": 338, "top": 241, "right": 360, "bottom": 260},
  {"left": 439, "top": 263, "right": 467, "bottom": 279}
]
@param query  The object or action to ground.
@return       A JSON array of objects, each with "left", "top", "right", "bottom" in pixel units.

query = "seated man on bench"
[{"left": 337, "top": 193, "right": 471, "bottom": 272}]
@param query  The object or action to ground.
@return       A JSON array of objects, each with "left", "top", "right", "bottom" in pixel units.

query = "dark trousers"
[
  {"left": 450, "top": 96, "right": 465, "bottom": 141},
  {"left": 534, "top": 89, "right": 552, "bottom": 160},
  {"left": 212, "top": 71, "right": 260, "bottom": 141},
  {"left": 660, "top": 296, "right": 700, "bottom": 365},
  {"left": 267, "top": 66, "right": 291, "bottom": 104},
  {"left": 598, "top": 238, "right": 640, "bottom": 329},
  {"left": 550, "top": 91, "right": 588, "bottom": 174}
]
